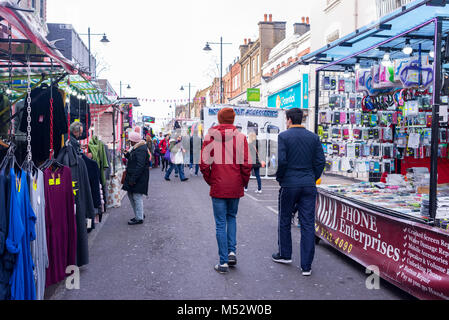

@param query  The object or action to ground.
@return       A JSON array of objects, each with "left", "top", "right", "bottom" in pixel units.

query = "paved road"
[{"left": 46, "top": 169, "right": 414, "bottom": 300}]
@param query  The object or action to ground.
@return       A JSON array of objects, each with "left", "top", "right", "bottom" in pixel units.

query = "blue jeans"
[
  {"left": 245, "top": 167, "right": 262, "bottom": 191},
  {"left": 212, "top": 198, "right": 240, "bottom": 265},
  {"left": 165, "top": 163, "right": 185, "bottom": 180},
  {"left": 278, "top": 186, "right": 317, "bottom": 272},
  {"left": 128, "top": 192, "right": 144, "bottom": 221}
]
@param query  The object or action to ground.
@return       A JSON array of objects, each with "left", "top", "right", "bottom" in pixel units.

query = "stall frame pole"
[
  {"left": 314, "top": 70, "right": 320, "bottom": 135},
  {"left": 430, "top": 17, "right": 443, "bottom": 222}
]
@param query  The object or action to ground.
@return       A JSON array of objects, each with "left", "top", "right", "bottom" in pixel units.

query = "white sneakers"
[
  {"left": 255, "top": 190, "right": 262, "bottom": 194},
  {"left": 302, "top": 270, "right": 312, "bottom": 277}
]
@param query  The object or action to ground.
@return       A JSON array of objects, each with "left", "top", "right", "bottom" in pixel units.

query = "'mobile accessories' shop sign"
[
  {"left": 268, "top": 82, "right": 303, "bottom": 110},
  {"left": 316, "top": 190, "right": 449, "bottom": 300}
]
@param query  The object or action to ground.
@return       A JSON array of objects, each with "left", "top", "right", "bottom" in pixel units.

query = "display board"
[{"left": 316, "top": 190, "right": 449, "bottom": 300}]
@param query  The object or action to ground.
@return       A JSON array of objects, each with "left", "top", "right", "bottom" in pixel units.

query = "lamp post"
[
  {"left": 203, "top": 37, "right": 232, "bottom": 104},
  {"left": 119, "top": 81, "right": 131, "bottom": 97},
  {"left": 80, "top": 28, "right": 110, "bottom": 79},
  {"left": 180, "top": 83, "right": 196, "bottom": 119}
]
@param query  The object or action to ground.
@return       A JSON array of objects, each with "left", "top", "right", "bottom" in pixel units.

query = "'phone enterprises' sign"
[{"left": 268, "top": 82, "right": 302, "bottom": 110}]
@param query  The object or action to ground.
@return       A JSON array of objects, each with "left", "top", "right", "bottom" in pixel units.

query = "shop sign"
[
  {"left": 303, "top": 74, "right": 309, "bottom": 109},
  {"left": 268, "top": 82, "right": 302, "bottom": 110},
  {"left": 142, "top": 116, "right": 155, "bottom": 124},
  {"left": 316, "top": 190, "right": 449, "bottom": 300},
  {"left": 247, "top": 88, "right": 261, "bottom": 102}
]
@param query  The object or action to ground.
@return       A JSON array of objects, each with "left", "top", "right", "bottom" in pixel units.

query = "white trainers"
[
  {"left": 255, "top": 190, "right": 262, "bottom": 194},
  {"left": 302, "top": 270, "right": 312, "bottom": 277},
  {"left": 244, "top": 188, "right": 248, "bottom": 192}
]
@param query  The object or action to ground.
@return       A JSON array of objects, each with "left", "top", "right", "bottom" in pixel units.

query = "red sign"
[{"left": 316, "top": 190, "right": 449, "bottom": 300}]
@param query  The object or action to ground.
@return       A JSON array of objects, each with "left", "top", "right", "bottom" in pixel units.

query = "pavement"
[{"left": 46, "top": 169, "right": 414, "bottom": 300}]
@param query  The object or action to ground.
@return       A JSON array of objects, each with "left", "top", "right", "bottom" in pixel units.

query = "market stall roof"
[
  {"left": 301, "top": 0, "right": 449, "bottom": 72},
  {"left": 117, "top": 97, "right": 140, "bottom": 107},
  {"left": 0, "top": 0, "right": 82, "bottom": 76}
]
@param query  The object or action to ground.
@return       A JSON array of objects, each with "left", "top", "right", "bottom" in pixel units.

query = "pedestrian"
[
  {"left": 159, "top": 133, "right": 170, "bottom": 172},
  {"left": 164, "top": 135, "right": 189, "bottom": 182},
  {"left": 273, "top": 108, "right": 325, "bottom": 277},
  {"left": 200, "top": 108, "right": 252, "bottom": 274},
  {"left": 122, "top": 131, "right": 150, "bottom": 226},
  {"left": 244, "top": 132, "right": 263, "bottom": 194},
  {"left": 153, "top": 136, "right": 160, "bottom": 168},
  {"left": 189, "top": 127, "right": 202, "bottom": 176},
  {"left": 146, "top": 133, "right": 154, "bottom": 167}
]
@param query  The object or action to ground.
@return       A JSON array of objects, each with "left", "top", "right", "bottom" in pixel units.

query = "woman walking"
[{"left": 245, "top": 132, "right": 263, "bottom": 194}]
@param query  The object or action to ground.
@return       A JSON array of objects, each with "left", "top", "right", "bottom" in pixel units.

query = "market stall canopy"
[
  {"left": 0, "top": 0, "right": 81, "bottom": 76},
  {"left": 301, "top": 0, "right": 449, "bottom": 72},
  {"left": 117, "top": 97, "right": 140, "bottom": 107}
]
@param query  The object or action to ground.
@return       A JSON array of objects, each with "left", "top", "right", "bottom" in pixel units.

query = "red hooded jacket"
[{"left": 200, "top": 124, "right": 252, "bottom": 199}]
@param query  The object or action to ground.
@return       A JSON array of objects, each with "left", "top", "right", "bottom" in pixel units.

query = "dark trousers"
[
  {"left": 278, "top": 186, "right": 317, "bottom": 272},
  {"left": 161, "top": 156, "right": 169, "bottom": 171},
  {"left": 245, "top": 167, "right": 262, "bottom": 191}
]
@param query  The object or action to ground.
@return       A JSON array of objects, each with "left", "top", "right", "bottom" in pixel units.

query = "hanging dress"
[
  {"left": 29, "top": 169, "right": 48, "bottom": 300},
  {"left": 6, "top": 169, "right": 37, "bottom": 300}
]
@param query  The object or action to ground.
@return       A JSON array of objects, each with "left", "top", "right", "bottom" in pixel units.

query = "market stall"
[{"left": 301, "top": 0, "right": 449, "bottom": 300}]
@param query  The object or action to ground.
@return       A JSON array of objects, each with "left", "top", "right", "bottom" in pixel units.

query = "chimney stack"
[
  {"left": 306, "top": 17, "right": 310, "bottom": 25},
  {"left": 264, "top": 14, "right": 267, "bottom": 22},
  {"left": 244, "top": 38, "right": 247, "bottom": 45},
  {"left": 294, "top": 17, "right": 310, "bottom": 36},
  {"left": 269, "top": 14, "right": 272, "bottom": 22},
  {"left": 301, "top": 17, "right": 305, "bottom": 23}
]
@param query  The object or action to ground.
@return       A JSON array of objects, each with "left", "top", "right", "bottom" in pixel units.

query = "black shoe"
[
  {"left": 181, "top": 178, "right": 189, "bottom": 182},
  {"left": 214, "top": 263, "right": 229, "bottom": 274},
  {"left": 128, "top": 220, "right": 143, "bottom": 226},
  {"left": 165, "top": 178, "right": 171, "bottom": 181},
  {"left": 228, "top": 253, "right": 237, "bottom": 267},
  {"left": 272, "top": 253, "right": 292, "bottom": 264}
]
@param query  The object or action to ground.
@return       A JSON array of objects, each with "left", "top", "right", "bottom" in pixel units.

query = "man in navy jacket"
[{"left": 273, "top": 108, "right": 325, "bottom": 276}]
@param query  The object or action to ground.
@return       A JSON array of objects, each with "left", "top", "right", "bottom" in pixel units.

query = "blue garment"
[
  {"left": 278, "top": 186, "right": 316, "bottom": 272},
  {"left": 211, "top": 198, "right": 240, "bottom": 265},
  {"left": 276, "top": 127, "right": 325, "bottom": 188},
  {"left": 165, "top": 163, "right": 185, "bottom": 180},
  {"left": 6, "top": 169, "right": 37, "bottom": 300}
]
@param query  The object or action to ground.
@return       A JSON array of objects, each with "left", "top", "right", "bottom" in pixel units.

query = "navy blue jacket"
[{"left": 276, "top": 126, "right": 325, "bottom": 188}]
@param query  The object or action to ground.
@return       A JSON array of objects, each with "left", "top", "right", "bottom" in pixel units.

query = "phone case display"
[{"left": 319, "top": 66, "right": 448, "bottom": 182}]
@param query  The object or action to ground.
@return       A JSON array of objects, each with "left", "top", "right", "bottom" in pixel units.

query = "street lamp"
[
  {"left": 119, "top": 81, "right": 131, "bottom": 97},
  {"left": 80, "top": 28, "right": 110, "bottom": 79},
  {"left": 180, "top": 83, "right": 196, "bottom": 119},
  {"left": 203, "top": 37, "right": 232, "bottom": 104}
]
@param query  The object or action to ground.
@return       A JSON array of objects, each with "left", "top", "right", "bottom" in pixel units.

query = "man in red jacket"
[{"left": 200, "top": 108, "right": 252, "bottom": 274}]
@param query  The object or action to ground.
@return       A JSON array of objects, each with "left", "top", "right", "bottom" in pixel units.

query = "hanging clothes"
[
  {"left": 57, "top": 135, "right": 95, "bottom": 267},
  {"left": 44, "top": 165, "right": 77, "bottom": 288},
  {"left": 88, "top": 136, "right": 109, "bottom": 187},
  {"left": 19, "top": 85, "right": 67, "bottom": 165},
  {"left": 0, "top": 168, "right": 14, "bottom": 300},
  {"left": 6, "top": 168, "right": 37, "bottom": 301},
  {"left": 28, "top": 169, "right": 48, "bottom": 300},
  {"left": 82, "top": 154, "right": 102, "bottom": 211}
]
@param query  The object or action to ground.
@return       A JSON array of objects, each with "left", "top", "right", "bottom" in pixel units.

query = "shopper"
[
  {"left": 122, "top": 131, "right": 150, "bottom": 226},
  {"left": 159, "top": 134, "right": 170, "bottom": 172},
  {"left": 273, "top": 108, "right": 325, "bottom": 276},
  {"left": 244, "top": 132, "right": 263, "bottom": 193},
  {"left": 164, "top": 135, "right": 188, "bottom": 182},
  {"left": 200, "top": 108, "right": 252, "bottom": 274},
  {"left": 189, "top": 128, "right": 202, "bottom": 176}
]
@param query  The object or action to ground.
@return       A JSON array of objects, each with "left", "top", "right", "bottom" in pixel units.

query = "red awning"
[{"left": 0, "top": 1, "right": 81, "bottom": 76}]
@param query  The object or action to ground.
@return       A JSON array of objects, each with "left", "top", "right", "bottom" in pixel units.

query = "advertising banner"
[
  {"left": 268, "top": 82, "right": 302, "bottom": 110},
  {"left": 247, "top": 88, "right": 261, "bottom": 102},
  {"left": 203, "top": 106, "right": 287, "bottom": 177},
  {"left": 303, "top": 74, "right": 309, "bottom": 109},
  {"left": 316, "top": 190, "right": 449, "bottom": 300}
]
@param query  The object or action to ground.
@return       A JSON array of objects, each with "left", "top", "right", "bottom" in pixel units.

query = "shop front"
[{"left": 301, "top": 0, "right": 449, "bottom": 299}]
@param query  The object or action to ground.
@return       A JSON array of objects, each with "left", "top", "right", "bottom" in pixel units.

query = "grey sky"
[{"left": 47, "top": 0, "right": 312, "bottom": 124}]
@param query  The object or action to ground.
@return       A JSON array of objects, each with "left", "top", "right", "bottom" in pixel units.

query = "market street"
[{"left": 46, "top": 170, "right": 414, "bottom": 300}]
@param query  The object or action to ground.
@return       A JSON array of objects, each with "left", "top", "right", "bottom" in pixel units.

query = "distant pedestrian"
[
  {"left": 244, "top": 132, "right": 263, "bottom": 194},
  {"left": 122, "top": 131, "right": 150, "bottom": 226},
  {"left": 190, "top": 128, "right": 202, "bottom": 176},
  {"left": 159, "top": 134, "right": 170, "bottom": 172},
  {"left": 165, "top": 135, "right": 189, "bottom": 182},
  {"left": 273, "top": 108, "right": 325, "bottom": 276},
  {"left": 200, "top": 108, "right": 252, "bottom": 274}
]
